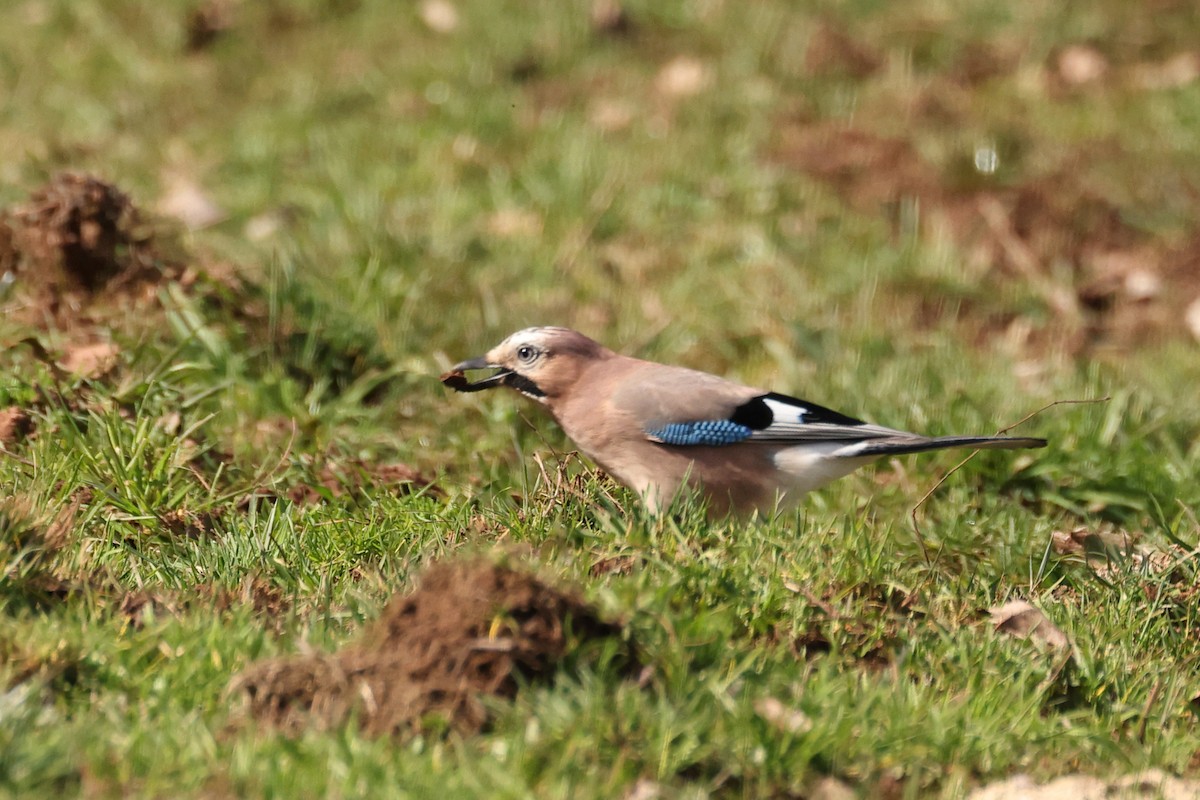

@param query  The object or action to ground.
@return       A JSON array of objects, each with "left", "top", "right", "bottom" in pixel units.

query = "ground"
[{"left": 2, "top": 1, "right": 1200, "bottom": 798}]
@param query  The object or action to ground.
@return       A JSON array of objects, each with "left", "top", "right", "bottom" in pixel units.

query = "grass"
[{"left": 3, "top": 0, "right": 1200, "bottom": 797}]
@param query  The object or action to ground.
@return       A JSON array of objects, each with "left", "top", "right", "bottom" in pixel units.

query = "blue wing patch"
[{"left": 646, "top": 420, "right": 753, "bottom": 446}]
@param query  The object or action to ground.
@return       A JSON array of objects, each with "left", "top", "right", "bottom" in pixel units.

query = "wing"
[
  {"left": 644, "top": 392, "right": 911, "bottom": 446},
  {"left": 608, "top": 364, "right": 905, "bottom": 447}
]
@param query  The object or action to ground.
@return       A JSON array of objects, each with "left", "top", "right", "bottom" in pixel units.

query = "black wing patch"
[{"left": 730, "top": 392, "right": 866, "bottom": 430}]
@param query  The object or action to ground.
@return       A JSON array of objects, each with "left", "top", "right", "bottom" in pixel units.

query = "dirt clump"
[
  {"left": 1, "top": 173, "right": 178, "bottom": 326},
  {"left": 0, "top": 407, "right": 34, "bottom": 447},
  {"left": 230, "top": 559, "right": 630, "bottom": 736},
  {"left": 11, "top": 174, "right": 148, "bottom": 292}
]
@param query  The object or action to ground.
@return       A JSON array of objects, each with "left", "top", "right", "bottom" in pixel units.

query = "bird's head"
[{"left": 443, "top": 327, "right": 611, "bottom": 402}]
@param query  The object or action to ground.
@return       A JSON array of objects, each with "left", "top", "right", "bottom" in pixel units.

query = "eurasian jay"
[{"left": 444, "top": 327, "right": 1046, "bottom": 516}]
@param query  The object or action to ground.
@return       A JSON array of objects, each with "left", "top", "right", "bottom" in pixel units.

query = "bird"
[{"left": 443, "top": 327, "right": 1046, "bottom": 516}]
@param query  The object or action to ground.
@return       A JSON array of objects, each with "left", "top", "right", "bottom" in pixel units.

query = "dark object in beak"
[{"left": 441, "top": 357, "right": 513, "bottom": 392}]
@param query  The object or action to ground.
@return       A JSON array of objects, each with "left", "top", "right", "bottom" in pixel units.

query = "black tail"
[{"left": 841, "top": 435, "right": 1047, "bottom": 458}]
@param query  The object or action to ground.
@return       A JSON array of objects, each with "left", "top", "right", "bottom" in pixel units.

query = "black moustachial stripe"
[
  {"left": 505, "top": 373, "right": 545, "bottom": 398},
  {"left": 730, "top": 392, "right": 866, "bottom": 429}
]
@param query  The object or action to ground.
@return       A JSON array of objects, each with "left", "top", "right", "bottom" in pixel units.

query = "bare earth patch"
[
  {"left": 770, "top": 120, "right": 1200, "bottom": 354},
  {"left": 253, "top": 457, "right": 443, "bottom": 507},
  {"left": 117, "top": 577, "right": 290, "bottom": 632},
  {"left": 229, "top": 559, "right": 630, "bottom": 736},
  {"left": 288, "top": 460, "right": 444, "bottom": 503},
  {"left": 804, "top": 19, "right": 883, "bottom": 79},
  {"left": 968, "top": 770, "right": 1200, "bottom": 800}
]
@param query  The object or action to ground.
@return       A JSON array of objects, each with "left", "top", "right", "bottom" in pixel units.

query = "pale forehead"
[{"left": 502, "top": 326, "right": 571, "bottom": 346}]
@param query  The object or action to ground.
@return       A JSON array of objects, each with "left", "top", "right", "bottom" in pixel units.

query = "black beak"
[{"left": 442, "top": 356, "right": 513, "bottom": 393}]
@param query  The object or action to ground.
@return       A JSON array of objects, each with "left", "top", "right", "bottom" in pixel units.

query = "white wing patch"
[
  {"left": 746, "top": 396, "right": 911, "bottom": 443},
  {"left": 764, "top": 397, "right": 811, "bottom": 424}
]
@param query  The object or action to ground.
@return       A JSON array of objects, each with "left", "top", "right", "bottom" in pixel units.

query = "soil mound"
[
  {"left": 230, "top": 559, "right": 629, "bottom": 736},
  {"left": 1, "top": 172, "right": 175, "bottom": 323}
]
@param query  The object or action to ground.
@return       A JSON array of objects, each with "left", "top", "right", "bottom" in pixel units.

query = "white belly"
[{"left": 772, "top": 445, "right": 875, "bottom": 495}]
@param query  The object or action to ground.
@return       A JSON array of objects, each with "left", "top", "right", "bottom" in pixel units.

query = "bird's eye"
[{"left": 517, "top": 345, "right": 537, "bottom": 362}]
